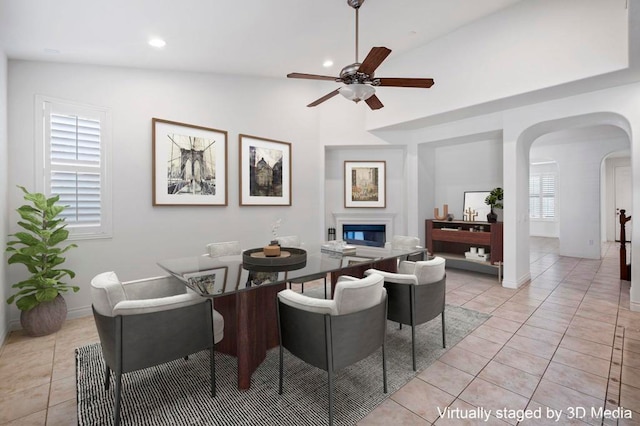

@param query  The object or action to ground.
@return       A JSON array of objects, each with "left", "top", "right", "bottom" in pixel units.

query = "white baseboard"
[
  {"left": 5, "top": 304, "right": 93, "bottom": 334},
  {"left": 501, "top": 272, "right": 531, "bottom": 289},
  {"left": 67, "top": 305, "right": 93, "bottom": 320}
]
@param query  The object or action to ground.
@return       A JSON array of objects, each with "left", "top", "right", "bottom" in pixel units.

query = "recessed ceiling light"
[
  {"left": 323, "top": 60, "right": 334, "bottom": 68},
  {"left": 149, "top": 38, "right": 166, "bottom": 48}
]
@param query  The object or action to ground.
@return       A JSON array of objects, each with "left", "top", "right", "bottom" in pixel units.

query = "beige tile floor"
[{"left": 1, "top": 237, "right": 639, "bottom": 425}]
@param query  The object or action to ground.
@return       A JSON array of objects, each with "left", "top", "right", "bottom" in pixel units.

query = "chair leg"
[
  {"left": 278, "top": 344, "right": 284, "bottom": 395},
  {"left": 328, "top": 369, "right": 334, "bottom": 426},
  {"left": 301, "top": 282, "right": 304, "bottom": 293},
  {"left": 399, "top": 323, "right": 402, "bottom": 330},
  {"left": 323, "top": 276, "right": 327, "bottom": 299},
  {"left": 104, "top": 364, "right": 111, "bottom": 390},
  {"left": 210, "top": 346, "right": 216, "bottom": 397},
  {"left": 114, "top": 372, "right": 122, "bottom": 426},
  {"left": 441, "top": 311, "right": 446, "bottom": 348},
  {"left": 382, "top": 343, "right": 388, "bottom": 393},
  {"left": 411, "top": 324, "right": 417, "bottom": 371}
]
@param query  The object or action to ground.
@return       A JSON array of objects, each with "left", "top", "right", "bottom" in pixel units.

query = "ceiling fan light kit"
[
  {"left": 287, "top": 0, "right": 434, "bottom": 110},
  {"left": 339, "top": 83, "right": 375, "bottom": 103}
]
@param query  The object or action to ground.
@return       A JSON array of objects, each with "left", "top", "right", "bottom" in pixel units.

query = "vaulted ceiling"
[{"left": 0, "top": 0, "right": 522, "bottom": 77}]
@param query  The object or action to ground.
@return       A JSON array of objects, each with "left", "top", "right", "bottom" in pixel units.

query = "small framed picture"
[
  {"left": 239, "top": 134, "right": 292, "bottom": 206},
  {"left": 183, "top": 267, "right": 228, "bottom": 295},
  {"left": 344, "top": 161, "right": 386, "bottom": 208},
  {"left": 152, "top": 118, "right": 228, "bottom": 206},
  {"left": 341, "top": 256, "right": 374, "bottom": 268},
  {"left": 246, "top": 271, "right": 282, "bottom": 286}
]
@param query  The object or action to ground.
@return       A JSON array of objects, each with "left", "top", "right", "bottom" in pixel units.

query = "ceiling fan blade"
[
  {"left": 365, "top": 95, "right": 384, "bottom": 110},
  {"left": 308, "top": 89, "right": 340, "bottom": 107},
  {"left": 358, "top": 47, "right": 392, "bottom": 75},
  {"left": 377, "top": 78, "right": 435, "bottom": 88},
  {"left": 287, "top": 72, "right": 338, "bottom": 81}
]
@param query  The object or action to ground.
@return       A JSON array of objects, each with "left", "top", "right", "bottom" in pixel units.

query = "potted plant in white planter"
[
  {"left": 5, "top": 186, "right": 79, "bottom": 336},
  {"left": 484, "top": 187, "right": 503, "bottom": 223}
]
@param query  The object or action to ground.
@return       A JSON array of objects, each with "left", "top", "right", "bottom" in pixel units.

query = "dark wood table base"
[{"left": 213, "top": 257, "right": 398, "bottom": 390}]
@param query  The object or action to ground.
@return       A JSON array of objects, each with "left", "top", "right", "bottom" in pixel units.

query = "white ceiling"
[{"left": 0, "top": 0, "right": 522, "bottom": 78}]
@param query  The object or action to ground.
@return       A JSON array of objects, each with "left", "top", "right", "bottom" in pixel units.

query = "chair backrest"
[
  {"left": 91, "top": 271, "right": 126, "bottom": 317},
  {"left": 207, "top": 241, "right": 241, "bottom": 257},
  {"left": 414, "top": 256, "right": 446, "bottom": 285},
  {"left": 333, "top": 273, "right": 385, "bottom": 315},
  {"left": 388, "top": 235, "right": 421, "bottom": 251},
  {"left": 275, "top": 235, "right": 301, "bottom": 247}
]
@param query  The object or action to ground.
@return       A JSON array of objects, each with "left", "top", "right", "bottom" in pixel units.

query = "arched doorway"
[{"left": 503, "top": 112, "right": 632, "bottom": 289}]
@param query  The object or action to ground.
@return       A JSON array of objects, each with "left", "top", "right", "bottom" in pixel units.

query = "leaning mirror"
[{"left": 463, "top": 191, "right": 491, "bottom": 222}]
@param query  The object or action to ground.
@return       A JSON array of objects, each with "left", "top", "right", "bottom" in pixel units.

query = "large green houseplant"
[{"left": 6, "top": 186, "right": 79, "bottom": 336}]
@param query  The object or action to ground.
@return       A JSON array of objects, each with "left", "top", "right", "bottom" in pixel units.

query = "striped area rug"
[{"left": 76, "top": 305, "right": 489, "bottom": 425}]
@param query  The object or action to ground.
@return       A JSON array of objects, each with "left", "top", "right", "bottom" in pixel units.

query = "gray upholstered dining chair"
[
  {"left": 277, "top": 273, "right": 388, "bottom": 426},
  {"left": 365, "top": 256, "right": 446, "bottom": 371},
  {"left": 276, "top": 235, "right": 329, "bottom": 298},
  {"left": 384, "top": 235, "right": 425, "bottom": 261},
  {"left": 90, "top": 272, "right": 225, "bottom": 426},
  {"left": 385, "top": 235, "right": 421, "bottom": 251}
]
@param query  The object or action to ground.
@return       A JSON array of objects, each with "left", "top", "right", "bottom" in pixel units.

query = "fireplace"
[
  {"left": 343, "top": 224, "right": 386, "bottom": 247},
  {"left": 332, "top": 213, "right": 396, "bottom": 248}
]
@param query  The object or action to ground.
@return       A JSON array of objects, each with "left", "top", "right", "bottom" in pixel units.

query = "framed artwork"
[
  {"left": 341, "top": 256, "right": 374, "bottom": 268},
  {"left": 152, "top": 118, "right": 228, "bottom": 206},
  {"left": 463, "top": 191, "right": 491, "bottom": 221},
  {"left": 344, "top": 161, "right": 386, "bottom": 208},
  {"left": 246, "top": 271, "right": 282, "bottom": 287},
  {"left": 239, "top": 134, "right": 292, "bottom": 206},
  {"left": 183, "top": 267, "right": 228, "bottom": 295}
]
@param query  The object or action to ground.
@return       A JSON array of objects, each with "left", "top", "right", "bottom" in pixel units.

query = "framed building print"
[
  {"left": 152, "top": 118, "right": 228, "bottom": 206},
  {"left": 344, "top": 161, "right": 386, "bottom": 208},
  {"left": 239, "top": 134, "right": 292, "bottom": 206},
  {"left": 183, "top": 267, "right": 228, "bottom": 295}
]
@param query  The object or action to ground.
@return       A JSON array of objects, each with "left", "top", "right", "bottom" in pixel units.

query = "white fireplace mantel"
[{"left": 332, "top": 212, "right": 396, "bottom": 241}]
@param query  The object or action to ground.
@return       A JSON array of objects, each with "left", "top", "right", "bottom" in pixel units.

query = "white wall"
[
  {"left": 6, "top": 60, "right": 324, "bottom": 324},
  {"left": 365, "top": 0, "right": 629, "bottom": 130},
  {"left": 324, "top": 146, "right": 407, "bottom": 238},
  {"left": 432, "top": 138, "right": 504, "bottom": 220},
  {"left": 0, "top": 50, "right": 8, "bottom": 342},
  {"left": 414, "top": 137, "right": 503, "bottom": 244}
]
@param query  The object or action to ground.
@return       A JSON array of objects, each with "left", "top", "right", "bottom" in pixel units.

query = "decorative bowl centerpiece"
[
  {"left": 243, "top": 247, "right": 307, "bottom": 272},
  {"left": 263, "top": 245, "right": 281, "bottom": 257}
]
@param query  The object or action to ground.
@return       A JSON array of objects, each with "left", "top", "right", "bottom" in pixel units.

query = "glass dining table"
[{"left": 157, "top": 242, "right": 425, "bottom": 390}]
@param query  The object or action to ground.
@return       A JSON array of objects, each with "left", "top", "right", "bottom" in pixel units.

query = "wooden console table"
[{"left": 426, "top": 219, "right": 503, "bottom": 276}]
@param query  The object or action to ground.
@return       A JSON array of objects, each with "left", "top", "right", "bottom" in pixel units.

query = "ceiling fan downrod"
[
  {"left": 348, "top": 0, "right": 364, "bottom": 62},
  {"left": 355, "top": 8, "right": 359, "bottom": 63}
]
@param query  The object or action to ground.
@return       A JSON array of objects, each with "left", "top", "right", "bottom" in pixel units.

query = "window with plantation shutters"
[
  {"left": 36, "top": 96, "right": 112, "bottom": 239},
  {"left": 529, "top": 173, "right": 556, "bottom": 220}
]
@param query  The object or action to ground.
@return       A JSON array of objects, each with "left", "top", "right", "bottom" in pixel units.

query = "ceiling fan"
[{"left": 287, "top": 0, "right": 434, "bottom": 110}]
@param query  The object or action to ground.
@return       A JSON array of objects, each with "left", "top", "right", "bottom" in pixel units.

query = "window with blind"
[
  {"left": 36, "top": 96, "right": 112, "bottom": 239},
  {"left": 529, "top": 173, "right": 556, "bottom": 220}
]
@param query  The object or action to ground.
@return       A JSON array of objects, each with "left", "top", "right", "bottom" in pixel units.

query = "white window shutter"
[{"left": 37, "top": 96, "right": 112, "bottom": 239}]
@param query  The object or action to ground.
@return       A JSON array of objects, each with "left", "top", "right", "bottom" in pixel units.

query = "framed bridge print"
[
  {"left": 152, "top": 118, "right": 228, "bottom": 206},
  {"left": 344, "top": 160, "right": 386, "bottom": 208},
  {"left": 239, "top": 134, "right": 292, "bottom": 206}
]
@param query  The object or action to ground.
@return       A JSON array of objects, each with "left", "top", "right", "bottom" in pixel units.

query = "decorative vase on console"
[{"left": 484, "top": 187, "right": 503, "bottom": 223}]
